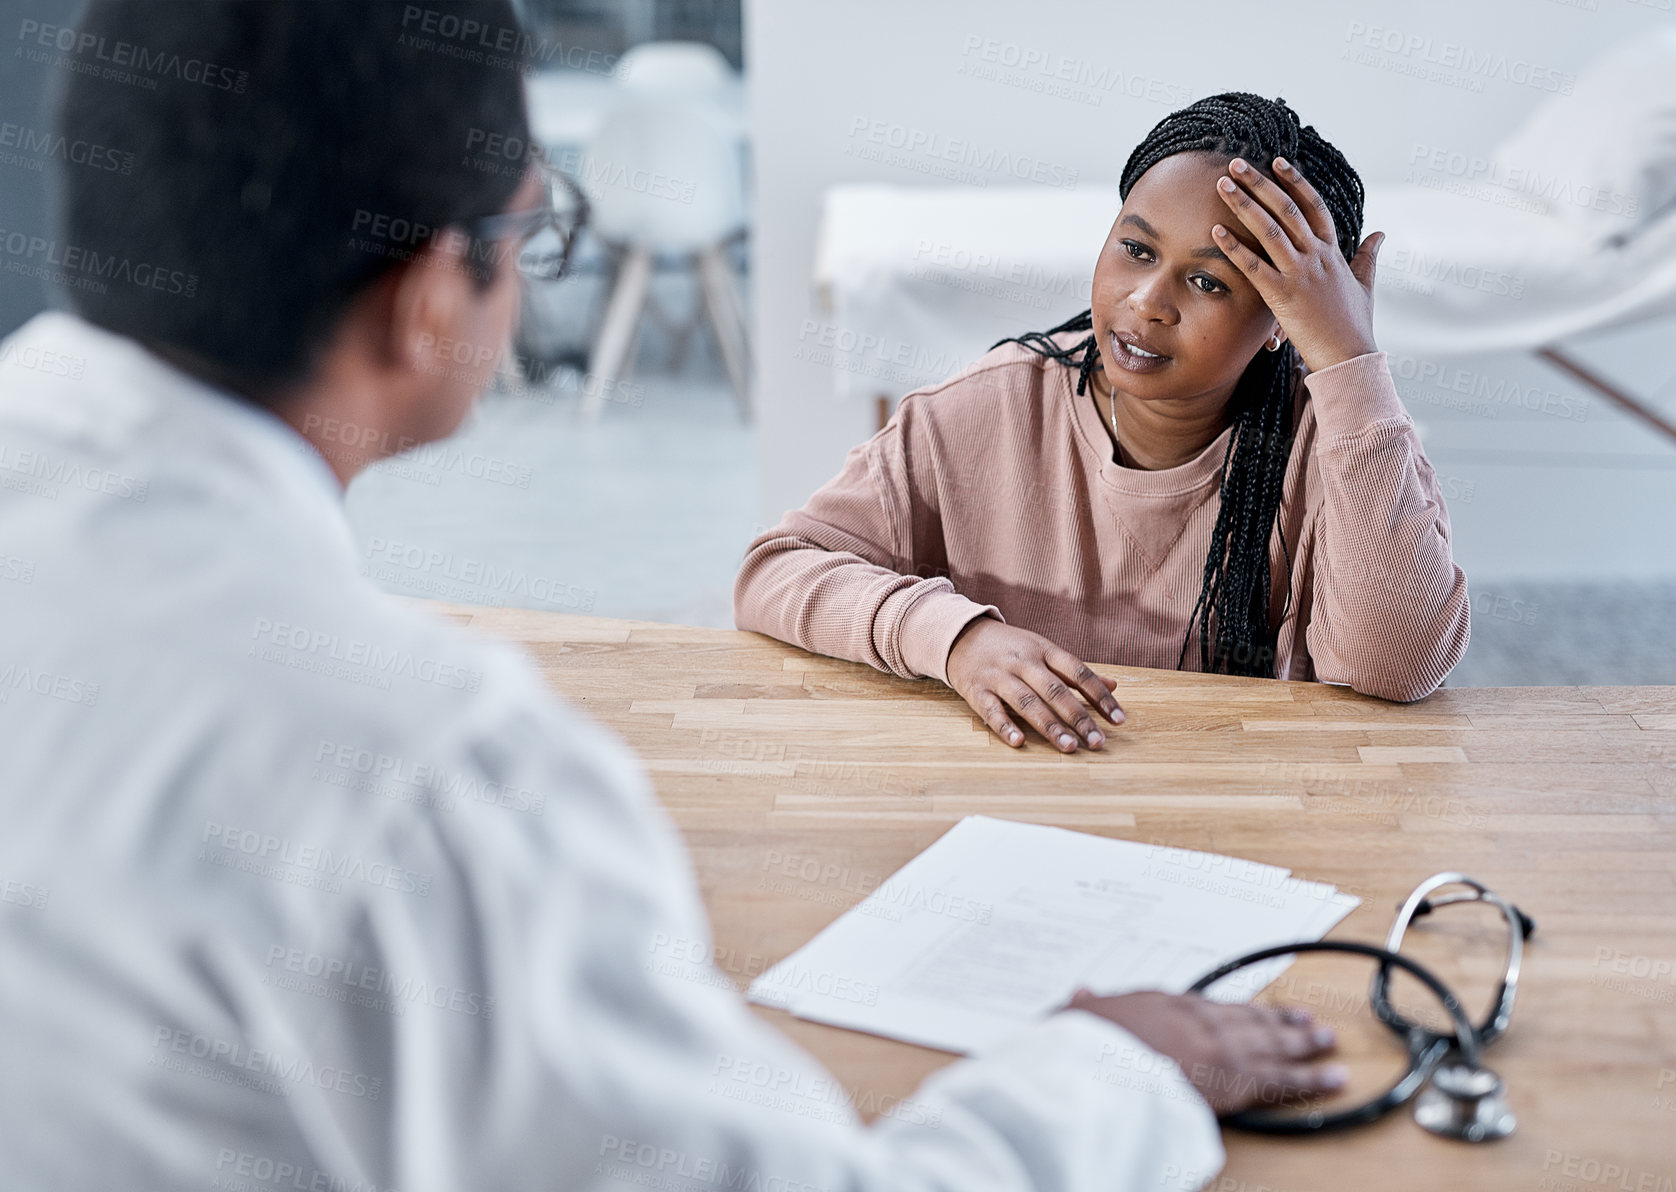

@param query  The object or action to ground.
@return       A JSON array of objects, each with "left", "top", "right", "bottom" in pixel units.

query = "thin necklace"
[{"left": 1104, "top": 373, "right": 1127, "bottom": 467}]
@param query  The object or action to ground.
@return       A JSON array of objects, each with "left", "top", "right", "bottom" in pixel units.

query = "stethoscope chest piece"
[{"left": 1413, "top": 1061, "right": 1517, "bottom": 1142}]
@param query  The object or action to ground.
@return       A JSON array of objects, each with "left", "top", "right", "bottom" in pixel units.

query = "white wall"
[{"left": 745, "top": 0, "right": 1676, "bottom": 580}]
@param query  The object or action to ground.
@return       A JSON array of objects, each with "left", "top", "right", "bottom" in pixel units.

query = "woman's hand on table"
[
  {"left": 1066, "top": 988, "right": 1347, "bottom": 1115},
  {"left": 945, "top": 618, "right": 1123, "bottom": 752}
]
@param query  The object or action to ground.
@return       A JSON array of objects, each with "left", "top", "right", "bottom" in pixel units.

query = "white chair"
[
  {"left": 610, "top": 40, "right": 748, "bottom": 153},
  {"left": 614, "top": 40, "right": 734, "bottom": 97},
  {"left": 579, "top": 94, "right": 751, "bottom": 420}
]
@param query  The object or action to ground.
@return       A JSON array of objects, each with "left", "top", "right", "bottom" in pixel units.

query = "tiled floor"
[
  {"left": 1448, "top": 580, "right": 1676, "bottom": 686},
  {"left": 345, "top": 361, "right": 758, "bottom": 632}
]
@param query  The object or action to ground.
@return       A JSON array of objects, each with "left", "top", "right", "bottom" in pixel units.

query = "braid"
[
  {"left": 990, "top": 309, "right": 1101, "bottom": 396},
  {"left": 997, "top": 92, "right": 1365, "bottom": 678}
]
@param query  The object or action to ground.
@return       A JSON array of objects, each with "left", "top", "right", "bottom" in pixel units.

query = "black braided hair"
[{"left": 992, "top": 92, "right": 1365, "bottom": 679}]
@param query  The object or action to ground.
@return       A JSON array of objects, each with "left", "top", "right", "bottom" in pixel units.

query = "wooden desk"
[{"left": 433, "top": 602, "right": 1676, "bottom": 1192}]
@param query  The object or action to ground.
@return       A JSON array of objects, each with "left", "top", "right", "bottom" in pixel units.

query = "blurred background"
[{"left": 3, "top": 0, "right": 1674, "bottom": 685}]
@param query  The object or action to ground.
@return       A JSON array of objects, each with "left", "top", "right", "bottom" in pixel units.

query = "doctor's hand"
[
  {"left": 1212, "top": 154, "right": 1384, "bottom": 375},
  {"left": 945, "top": 618, "right": 1124, "bottom": 752},
  {"left": 1066, "top": 989, "right": 1347, "bottom": 1115}
]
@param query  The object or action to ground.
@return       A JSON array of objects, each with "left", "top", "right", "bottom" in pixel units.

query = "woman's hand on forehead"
[{"left": 1209, "top": 155, "right": 1385, "bottom": 373}]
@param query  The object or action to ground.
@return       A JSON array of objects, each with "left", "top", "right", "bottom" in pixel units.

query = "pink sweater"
[{"left": 734, "top": 335, "right": 1470, "bottom": 702}]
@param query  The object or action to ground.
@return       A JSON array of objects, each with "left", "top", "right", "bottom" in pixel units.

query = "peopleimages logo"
[
  {"left": 397, "top": 5, "right": 619, "bottom": 74},
  {"left": 248, "top": 617, "right": 484, "bottom": 692},
  {"left": 594, "top": 1136, "right": 831, "bottom": 1192},
  {"left": 213, "top": 1150, "right": 397, "bottom": 1192},
  {"left": 200, "top": 820, "right": 433, "bottom": 897},
  {"left": 844, "top": 116, "right": 1080, "bottom": 190},
  {"left": 150, "top": 1027, "right": 382, "bottom": 1101},
  {"left": 1406, "top": 143, "right": 1639, "bottom": 221},
  {"left": 709, "top": 1054, "right": 944, "bottom": 1128},
  {"left": 0, "top": 660, "right": 99, "bottom": 707},
  {"left": 0, "top": 227, "right": 198, "bottom": 297},
  {"left": 0, "top": 120, "right": 134, "bottom": 174},
  {"left": 1342, "top": 21, "right": 1576, "bottom": 95},
  {"left": 955, "top": 34, "right": 1193, "bottom": 110},
  {"left": 362, "top": 538, "right": 595, "bottom": 613},
  {"left": 263, "top": 945, "right": 495, "bottom": 1019},
  {"left": 313, "top": 738, "right": 547, "bottom": 816},
  {"left": 794, "top": 318, "right": 971, "bottom": 388},
  {"left": 0, "top": 441, "right": 146, "bottom": 501},
  {"left": 1380, "top": 246, "right": 1524, "bottom": 299},
  {"left": 16, "top": 19, "right": 249, "bottom": 92},
  {"left": 0, "top": 340, "right": 85, "bottom": 379}
]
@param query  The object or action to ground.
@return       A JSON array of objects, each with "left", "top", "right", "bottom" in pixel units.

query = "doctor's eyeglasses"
[
  {"left": 1188, "top": 872, "right": 1534, "bottom": 1142},
  {"left": 454, "top": 159, "right": 589, "bottom": 284}
]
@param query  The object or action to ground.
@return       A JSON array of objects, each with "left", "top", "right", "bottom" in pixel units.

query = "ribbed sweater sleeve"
[
  {"left": 733, "top": 399, "right": 1002, "bottom": 685},
  {"left": 1300, "top": 351, "right": 1472, "bottom": 701}
]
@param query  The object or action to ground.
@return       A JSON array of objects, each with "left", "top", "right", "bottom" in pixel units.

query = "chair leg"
[
  {"left": 712, "top": 243, "right": 750, "bottom": 342},
  {"left": 697, "top": 244, "right": 752, "bottom": 421},
  {"left": 583, "top": 247, "right": 653, "bottom": 421},
  {"left": 654, "top": 274, "right": 703, "bottom": 374},
  {"left": 580, "top": 246, "right": 624, "bottom": 351}
]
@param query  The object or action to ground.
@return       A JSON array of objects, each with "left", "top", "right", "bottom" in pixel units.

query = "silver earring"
[{"left": 1265, "top": 335, "right": 1281, "bottom": 352}]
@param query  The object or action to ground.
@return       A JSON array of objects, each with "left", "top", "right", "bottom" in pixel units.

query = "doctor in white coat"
[{"left": 0, "top": 2, "right": 1344, "bottom": 1189}]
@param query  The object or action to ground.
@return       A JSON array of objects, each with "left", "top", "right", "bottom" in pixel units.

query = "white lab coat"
[{"left": 0, "top": 312, "right": 1223, "bottom": 1192}]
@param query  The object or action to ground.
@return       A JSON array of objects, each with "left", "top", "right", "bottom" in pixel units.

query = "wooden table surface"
[{"left": 431, "top": 601, "right": 1676, "bottom": 1192}]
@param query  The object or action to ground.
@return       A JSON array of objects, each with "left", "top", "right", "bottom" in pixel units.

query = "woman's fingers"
[
  {"left": 1047, "top": 648, "right": 1126, "bottom": 725},
  {"left": 971, "top": 688, "right": 1026, "bottom": 748},
  {"left": 1210, "top": 222, "right": 1280, "bottom": 298},
  {"left": 1003, "top": 679, "right": 1082, "bottom": 752},
  {"left": 1216, "top": 161, "right": 1302, "bottom": 267},
  {"left": 1223, "top": 157, "right": 1315, "bottom": 256},
  {"left": 1026, "top": 664, "right": 1105, "bottom": 749},
  {"left": 1271, "top": 155, "right": 1338, "bottom": 247},
  {"left": 948, "top": 623, "right": 1129, "bottom": 751}
]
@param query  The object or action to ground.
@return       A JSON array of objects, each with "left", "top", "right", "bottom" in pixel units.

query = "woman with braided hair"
[{"left": 735, "top": 92, "right": 1471, "bottom": 751}]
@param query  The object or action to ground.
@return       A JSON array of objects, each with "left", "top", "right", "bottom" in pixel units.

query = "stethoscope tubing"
[{"left": 1372, "top": 874, "right": 1525, "bottom": 1050}]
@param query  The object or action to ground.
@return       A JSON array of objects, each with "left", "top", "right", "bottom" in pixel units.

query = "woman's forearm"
[
  {"left": 1302, "top": 353, "right": 1472, "bottom": 701},
  {"left": 733, "top": 525, "right": 999, "bottom": 683}
]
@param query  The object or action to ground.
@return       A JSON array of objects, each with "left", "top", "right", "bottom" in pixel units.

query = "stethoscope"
[{"left": 1186, "top": 872, "right": 1534, "bottom": 1142}]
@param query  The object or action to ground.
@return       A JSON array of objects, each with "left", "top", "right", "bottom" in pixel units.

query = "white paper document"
[{"left": 747, "top": 815, "right": 1360, "bottom": 1055}]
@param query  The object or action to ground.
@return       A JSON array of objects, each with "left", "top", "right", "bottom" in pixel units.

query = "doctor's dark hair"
[
  {"left": 50, "top": 0, "right": 531, "bottom": 403},
  {"left": 997, "top": 92, "right": 1365, "bottom": 679}
]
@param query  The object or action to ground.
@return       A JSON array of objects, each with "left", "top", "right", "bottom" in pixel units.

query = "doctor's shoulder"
[{"left": 342, "top": 593, "right": 655, "bottom": 830}]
